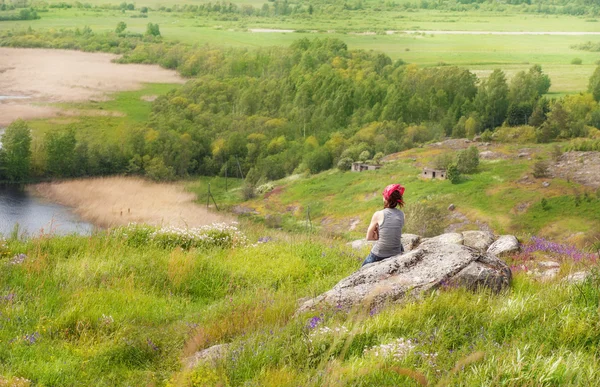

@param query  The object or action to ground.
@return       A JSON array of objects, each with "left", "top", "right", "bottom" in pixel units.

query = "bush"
[
  {"left": 455, "top": 146, "right": 479, "bottom": 174},
  {"left": 336, "top": 157, "right": 353, "bottom": 171},
  {"left": 256, "top": 183, "right": 274, "bottom": 194},
  {"left": 241, "top": 184, "right": 256, "bottom": 200},
  {"left": 446, "top": 163, "right": 460, "bottom": 184},
  {"left": 532, "top": 160, "right": 550, "bottom": 178},
  {"left": 403, "top": 202, "right": 446, "bottom": 237},
  {"left": 571, "top": 58, "right": 583, "bottom": 65},
  {"left": 480, "top": 129, "right": 493, "bottom": 142},
  {"left": 358, "top": 150, "right": 371, "bottom": 162},
  {"left": 304, "top": 148, "right": 332, "bottom": 174},
  {"left": 494, "top": 125, "right": 537, "bottom": 143},
  {"left": 432, "top": 152, "right": 454, "bottom": 170}
]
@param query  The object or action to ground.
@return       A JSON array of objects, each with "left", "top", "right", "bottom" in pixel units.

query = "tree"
[
  {"left": 0, "top": 119, "right": 32, "bottom": 182},
  {"left": 337, "top": 157, "right": 353, "bottom": 171},
  {"left": 44, "top": 129, "right": 77, "bottom": 177},
  {"left": 475, "top": 69, "right": 509, "bottom": 130},
  {"left": 456, "top": 146, "right": 479, "bottom": 174},
  {"left": 146, "top": 23, "right": 161, "bottom": 37},
  {"left": 589, "top": 64, "right": 600, "bottom": 102},
  {"left": 115, "top": 21, "right": 127, "bottom": 34}
]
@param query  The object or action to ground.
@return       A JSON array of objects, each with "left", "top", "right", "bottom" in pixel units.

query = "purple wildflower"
[
  {"left": 9, "top": 254, "right": 27, "bottom": 265},
  {"left": 24, "top": 332, "right": 40, "bottom": 345},
  {"left": 307, "top": 316, "right": 323, "bottom": 330},
  {"left": 523, "top": 236, "right": 594, "bottom": 262},
  {"left": 258, "top": 236, "right": 272, "bottom": 244},
  {"left": 3, "top": 293, "right": 16, "bottom": 303}
]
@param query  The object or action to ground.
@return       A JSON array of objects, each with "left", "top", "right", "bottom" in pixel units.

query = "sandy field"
[
  {"left": 32, "top": 177, "right": 231, "bottom": 228},
  {"left": 0, "top": 47, "right": 184, "bottom": 126}
]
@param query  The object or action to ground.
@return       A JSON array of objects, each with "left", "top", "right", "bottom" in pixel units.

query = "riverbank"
[{"left": 32, "top": 177, "right": 232, "bottom": 228}]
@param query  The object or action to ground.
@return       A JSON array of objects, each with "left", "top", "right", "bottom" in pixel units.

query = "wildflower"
[
  {"left": 24, "top": 332, "right": 40, "bottom": 345},
  {"left": 307, "top": 316, "right": 322, "bottom": 330},
  {"left": 364, "top": 337, "right": 415, "bottom": 360}
]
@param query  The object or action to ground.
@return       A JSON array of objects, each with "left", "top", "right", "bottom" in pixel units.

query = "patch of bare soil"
[
  {"left": 552, "top": 151, "right": 600, "bottom": 189},
  {"left": 32, "top": 177, "right": 232, "bottom": 228},
  {"left": 0, "top": 47, "right": 184, "bottom": 126}
]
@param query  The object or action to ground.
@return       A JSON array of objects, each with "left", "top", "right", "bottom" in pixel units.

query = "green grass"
[
  {"left": 2, "top": 9, "right": 600, "bottom": 93},
  {"left": 2, "top": 224, "right": 600, "bottom": 386},
  {"left": 27, "top": 83, "right": 180, "bottom": 145},
  {"left": 229, "top": 143, "right": 600, "bottom": 243}
]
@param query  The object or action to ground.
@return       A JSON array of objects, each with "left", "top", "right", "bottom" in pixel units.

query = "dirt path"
[
  {"left": 0, "top": 47, "right": 184, "bottom": 126},
  {"left": 32, "top": 177, "right": 232, "bottom": 228}
]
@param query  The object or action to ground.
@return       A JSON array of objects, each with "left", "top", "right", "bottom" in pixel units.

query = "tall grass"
[
  {"left": 2, "top": 220, "right": 600, "bottom": 385},
  {"left": 32, "top": 177, "right": 232, "bottom": 228}
]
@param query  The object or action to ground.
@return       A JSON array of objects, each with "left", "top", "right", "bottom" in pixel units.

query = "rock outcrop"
[{"left": 301, "top": 236, "right": 513, "bottom": 313}]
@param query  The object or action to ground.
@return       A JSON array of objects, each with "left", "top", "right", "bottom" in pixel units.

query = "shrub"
[
  {"left": 256, "top": 183, "right": 274, "bottom": 194},
  {"left": 403, "top": 202, "right": 446, "bottom": 237},
  {"left": 241, "top": 184, "right": 256, "bottom": 200},
  {"left": 432, "top": 152, "right": 454, "bottom": 170},
  {"left": 336, "top": 157, "right": 353, "bottom": 171},
  {"left": 358, "top": 150, "right": 371, "bottom": 162},
  {"left": 571, "top": 58, "right": 583, "bottom": 65},
  {"left": 480, "top": 129, "right": 493, "bottom": 142},
  {"left": 446, "top": 163, "right": 460, "bottom": 184},
  {"left": 494, "top": 125, "right": 536, "bottom": 143},
  {"left": 455, "top": 146, "right": 479, "bottom": 174},
  {"left": 532, "top": 160, "right": 550, "bottom": 178}
]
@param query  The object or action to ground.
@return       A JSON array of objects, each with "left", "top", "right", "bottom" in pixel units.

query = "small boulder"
[
  {"left": 487, "top": 235, "right": 520, "bottom": 257},
  {"left": 186, "top": 343, "right": 230, "bottom": 369},
  {"left": 538, "top": 261, "right": 560, "bottom": 269},
  {"left": 542, "top": 181, "right": 550, "bottom": 188},
  {"left": 462, "top": 231, "right": 495, "bottom": 251},
  {"left": 448, "top": 204, "right": 456, "bottom": 211}
]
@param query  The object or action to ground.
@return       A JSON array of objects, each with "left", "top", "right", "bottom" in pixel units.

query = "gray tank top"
[{"left": 371, "top": 208, "right": 405, "bottom": 258}]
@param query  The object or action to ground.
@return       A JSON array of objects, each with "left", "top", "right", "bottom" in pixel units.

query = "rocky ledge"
[{"left": 297, "top": 232, "right": 518, "bottom": 314}]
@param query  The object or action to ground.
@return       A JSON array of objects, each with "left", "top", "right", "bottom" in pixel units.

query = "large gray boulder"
[
  {"left": 297, "top": 242, "right": 511, "bottom": 313},
  {"left": 419, "top": 232, "right": 464, "bottom": 248},
  {"left": 462, "top": 231, "right": 495, "bottom": 251},
  {"left": 487, "top": 235, "right": 520, "bottom": 257}
]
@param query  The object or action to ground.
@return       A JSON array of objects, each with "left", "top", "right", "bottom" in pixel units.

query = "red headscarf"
[{"left": 382, "top": 184, "right": 405, "bottom": 203}]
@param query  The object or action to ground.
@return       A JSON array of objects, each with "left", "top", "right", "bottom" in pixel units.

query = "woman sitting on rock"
[{"left": 362, "top": 184, "right": 405, "bottom": 267}]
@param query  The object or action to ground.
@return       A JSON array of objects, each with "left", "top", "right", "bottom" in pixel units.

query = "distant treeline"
[
  {"left": 2, "top": 29, "right": 600, "bottom": 184},
  {"left": 4, "top": 0, "right": 600, "bottom": 18},
  {"left": 0, "top": 7, "right": 39, "bottom": 20}
]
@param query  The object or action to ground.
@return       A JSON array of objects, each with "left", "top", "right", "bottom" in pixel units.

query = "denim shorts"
[{"left": 361, "top": 252, "right": 390, "bottom": 267}]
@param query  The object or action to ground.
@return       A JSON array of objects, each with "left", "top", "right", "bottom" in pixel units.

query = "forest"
[{"left": 2, "top": 32, "right": 600, "bottom": 184}]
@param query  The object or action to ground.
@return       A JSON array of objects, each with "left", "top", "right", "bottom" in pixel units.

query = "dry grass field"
[
  {"left": 0, "top": 47, "right": 183, "bottom": 126},
  {"left": 32, "top": 177, "right": 231, "bottom": 228}
]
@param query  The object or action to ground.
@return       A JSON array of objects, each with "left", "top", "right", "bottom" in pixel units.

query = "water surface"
[{"left": 0, "top": 185, "right": 94, "bottom": 237}]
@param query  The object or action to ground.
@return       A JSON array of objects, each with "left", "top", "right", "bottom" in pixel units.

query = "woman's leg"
[{"left": 362, "top": 252, "right": 383, "bottom": 267}]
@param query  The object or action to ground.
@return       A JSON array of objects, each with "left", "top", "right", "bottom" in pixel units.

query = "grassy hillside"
[
  {"left": 1, "top": 219, "right": 600, "bottom": 386},
  {"left": 221, "top": 142, "right": 600, "bottom": 246}
]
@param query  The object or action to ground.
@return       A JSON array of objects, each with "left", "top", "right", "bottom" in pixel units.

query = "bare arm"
[{"left": 366, "top": 211, "right": 382, "bottom": 241}]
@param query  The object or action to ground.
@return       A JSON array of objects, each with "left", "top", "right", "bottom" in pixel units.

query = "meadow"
[
  {"left": 1, "top": 220, "right": 600, "bottom": 386},
  {"left": 2, "top": 7, "right": 600, "bottom": 93},
  {"left": 223, "top": 142, "right": 600, "bottom": 246}
]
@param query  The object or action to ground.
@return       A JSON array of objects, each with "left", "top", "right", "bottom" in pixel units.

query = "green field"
[{"left": 2, "top": 8, "right": 600, "bottom": 93}]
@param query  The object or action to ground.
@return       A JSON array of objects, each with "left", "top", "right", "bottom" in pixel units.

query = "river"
[{"left": 0, "top": 185, "right": 94, "bottom": 237}]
